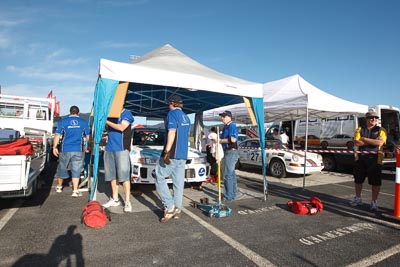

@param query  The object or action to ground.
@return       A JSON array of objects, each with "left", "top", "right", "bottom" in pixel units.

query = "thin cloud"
[
  {"left": 0, "top": 19, "right": 26, "bottom": 27},
  {"left": 98, "top": 41, "right": 148, "bottom": 49},
  {"left": 6, "top": 65, "right": 93, "bottom": 82},
  {"left": 46, "top": 49, "right": 67, "bottom": 60},
  {"left": 43, "top": 49, "right": 88, "bottom": 65},
  {"left": 57, "top": 57, "right": 88, "bottom": 65},
  {"left": 0, "top": 32, "right": 11, "bottom": 49}
]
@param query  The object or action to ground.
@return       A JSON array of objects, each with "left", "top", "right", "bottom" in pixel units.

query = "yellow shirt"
[{"left": 354, "top": 126, "right": 387, "bottom": 164}]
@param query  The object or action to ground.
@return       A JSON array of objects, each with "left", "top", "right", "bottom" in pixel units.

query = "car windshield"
[
  {"left": 132, "top": 128, "right": 165, "bottom": 146},
  {"left": 265, "top": 139, "right": 285, "bottom": 149}
]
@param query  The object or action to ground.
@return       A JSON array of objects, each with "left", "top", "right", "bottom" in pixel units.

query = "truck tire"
[
  {"left": 300, "top": 142, "right": 305, "bottom": 149},
  {"left": 346, "top": 141, "right": 354, "bottom": 150},
  {"left": 323, "top": 154, "right": 337, "bottom": 172},
  {"left": 26, "top": 178, "right": 38, "bottom": 198},
  {"left": 269, "top": 159, "right": 286, "bottom": 178}
]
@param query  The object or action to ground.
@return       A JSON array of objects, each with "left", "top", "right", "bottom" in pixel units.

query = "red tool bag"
[
  {"left": 81, "top": 201, "right": 110, "bottom": 229},
  {"left": 0, "top": 138, "right": 34, "bottom": 155},
  {"left": 287, "top": 197, "right": 324, "bottom": 215}
]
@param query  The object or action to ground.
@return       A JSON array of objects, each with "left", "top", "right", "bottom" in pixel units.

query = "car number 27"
[{"left": 250, "top": 152, "right": 260, "bottom": 161}]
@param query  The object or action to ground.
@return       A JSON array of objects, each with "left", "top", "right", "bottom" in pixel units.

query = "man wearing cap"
[
  {"left": 219, "top": 110, "right": 239, "bottom": 202},
  {"left": 155, "top": 95, "right": 190, "bottom": 222},
  {"left": 350, "top": 111, "right": 387, "bottom": 211},
  {"left": 53, "top": 105, "right": 91, "bottom": 197}
]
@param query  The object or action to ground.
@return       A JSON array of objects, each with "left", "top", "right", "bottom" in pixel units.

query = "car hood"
[
  {"left": 288, "top": 149, "right": 320, "bottom": 159},
  {"left": 130, "top": 145, "right": 203, "bottom": 159}
]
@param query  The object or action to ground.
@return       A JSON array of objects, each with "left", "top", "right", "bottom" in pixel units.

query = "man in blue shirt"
[
  {"left": 102, "top": 109, "right": 135, "bottom": 213},
  {"left": 155, "top": 95, "right": 190, "bottom": 222},
  {"left": 53, "top": 106, "right": 90, "bottom": 197},
  {"left": 219, "top": 110, "right": 239, "bottom": 202}
]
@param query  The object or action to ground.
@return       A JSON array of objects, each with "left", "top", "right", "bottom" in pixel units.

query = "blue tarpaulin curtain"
[
  {"left": 89, "top": 78, "right": 119, "bottom": 201},
  {"left": 250, "top": 97, "right": 267, "bottom": 199}
]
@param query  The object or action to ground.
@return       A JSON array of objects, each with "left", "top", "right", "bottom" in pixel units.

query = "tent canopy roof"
[
  {"left": 203, "top": 74, "right": 369, "bottom": 123},
  {"left": 99, "top": 44, "right": 263, "bottom": 119}
]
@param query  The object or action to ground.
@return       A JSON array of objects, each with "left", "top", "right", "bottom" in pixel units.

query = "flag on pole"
[
  {"left": 55, "top": 101, "right": 60, "bottom": 117},
  {"left": 47, "top": 90, "right": 53, "bottom": 109}
]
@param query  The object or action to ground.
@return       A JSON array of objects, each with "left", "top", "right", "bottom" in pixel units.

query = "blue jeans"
[
  {"left": 223, "top": 149, "right": 239, "bottom": 201},
  {"left": 104, "top": 150, "right": 131, "bottom": 182},
  {"left": 155, "top": 157, "right": 186, "bottom": 210},
  {"left": 56, "top": 152, "right": 84, "bottom": 179}
]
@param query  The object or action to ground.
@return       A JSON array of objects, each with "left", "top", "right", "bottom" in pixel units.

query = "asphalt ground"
[{"left": 0, "top": 162, "right": 400, "bottom": 267}]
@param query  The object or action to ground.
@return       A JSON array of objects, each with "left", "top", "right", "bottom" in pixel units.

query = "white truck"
[
  {"left": 266, "top": 105, "right": 400, "bottom": 171},
  {"left": 0, "top": 94, "right": 55, "bottom": 198}
]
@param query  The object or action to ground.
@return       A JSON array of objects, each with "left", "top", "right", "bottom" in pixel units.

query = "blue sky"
[{"left": 1, "top": 0, "right": 399, "bottom": 123}]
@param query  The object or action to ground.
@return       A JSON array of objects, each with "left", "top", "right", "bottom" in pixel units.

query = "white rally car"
[
  {"left": 130, "top": 128, "right": 210, "bottom": 186},
  {"left": 237, "top": 138, "right": 323, "bottom": 178}
]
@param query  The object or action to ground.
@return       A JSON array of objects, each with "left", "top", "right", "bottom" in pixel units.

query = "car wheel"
[
  {"left": 269, "top": 159, "right": 286, "bottom": 178},
  {"left": 346, "top": 141, "right": 354, "bottom": 150},
  {"left": 191, "top": 182, "right": 203, "bottom": 188},
  {"left": 323, "top": 154, "right": 337, "bottom": 172},
  {"left": 321, "top": 141, "right": 328, "bottom": 149}
]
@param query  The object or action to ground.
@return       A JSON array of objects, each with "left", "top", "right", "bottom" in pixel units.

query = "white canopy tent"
[
  {"left": 203, "top": 74, "right": 368, "bottom": 188},
  {"left": 203, "top": 74, "right": 368, "bottom": 123},
  {"left": 90, "top": 44, "right": 268, "bottom": 200}
]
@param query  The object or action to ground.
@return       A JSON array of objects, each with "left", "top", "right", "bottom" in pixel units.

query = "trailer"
[
  {"left": 265, "top": 105, "right": 400, "bottom": 172},
  {"left": 0, "top": 94, "right": 55, "bottom": 198}
]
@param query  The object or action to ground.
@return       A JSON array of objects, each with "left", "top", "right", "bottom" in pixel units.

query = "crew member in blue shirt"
[
  {"left": 102, "top": 108, "right": 135, "bottom": 213},
  {"left": 219, "top": 110, "right": 239, "bottom": 202},
  {"left": 155, "top": 95, "right": 190, "bottom": 222},
  {"left": 53, "top": 105, "right": 90, "bottom": 197}
]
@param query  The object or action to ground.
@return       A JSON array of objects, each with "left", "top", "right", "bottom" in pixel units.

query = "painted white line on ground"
[
  {"left": 0, "top": 199, "right": 23, "bottom": 232},
  {"left": 325, "top": 201, "right": 400, "bottom": 230},
  {"left": 346, "top": 243, "right": 400, "bottom": 267},
  {"left": 181, "top": 206, "right": 275, "bottom": 267}
]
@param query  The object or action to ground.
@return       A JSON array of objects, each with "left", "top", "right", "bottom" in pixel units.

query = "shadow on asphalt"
[{"left": 11, "top": 225, "right": 84, "bottom": 267}]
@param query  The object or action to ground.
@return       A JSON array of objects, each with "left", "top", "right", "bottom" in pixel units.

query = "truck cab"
[{"left": 0, "top": 94, "right": 55, "bottom": 198}]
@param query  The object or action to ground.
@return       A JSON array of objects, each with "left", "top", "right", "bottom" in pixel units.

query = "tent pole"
[{"left": 303, "top": 107, "right": 309, "bottom": 190}]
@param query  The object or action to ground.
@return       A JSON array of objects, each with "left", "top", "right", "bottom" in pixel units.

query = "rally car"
[
  {"left": 237, "top": 138, "right": 324, "bottom": 178},
  {"left": 130, "top": 128, "right": 210, "bottom": 186}
]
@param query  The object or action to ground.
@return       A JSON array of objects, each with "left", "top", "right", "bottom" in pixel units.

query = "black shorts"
[{"left": 353, "top": 156, "right": 382, "bottom": 186}]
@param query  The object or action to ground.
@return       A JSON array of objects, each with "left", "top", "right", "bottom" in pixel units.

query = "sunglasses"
[{"left": 367, "top": 117, "right": 378, "bottom": 119}]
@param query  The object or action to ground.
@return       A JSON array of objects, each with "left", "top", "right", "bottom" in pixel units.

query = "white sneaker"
[
  {"left": 55, "top": 186, "right": 62, "bottom": 193},
  {"left": 370, "top": 201, "right": 378, "bottom": 211},
  {"left": 124, "top": 201, "right": 132, "bottom": 213},
  {"left": 71, "top": 190, "right": 82, "bottom": 197},
  {"left": 174, "top": 209, "right": 181, "bottom": 219},
  {"left": 103, "top": 198, "right": 120, "bottom": 208},
  {"left": 349, "top": 196, "right": 362, "bottom": 206}
]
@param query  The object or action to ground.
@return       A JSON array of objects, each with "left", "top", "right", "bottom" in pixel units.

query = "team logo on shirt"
[
  {"left": 68, "top": 119, "right": 81, "bottom": 129},
  {"left": 181, "top": 115, "right": 190, "bottom": 126}
]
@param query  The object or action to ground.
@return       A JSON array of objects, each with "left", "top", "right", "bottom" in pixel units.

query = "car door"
[
  {"left": 332, "top": 134, "right": 343, "bottom": 146},
  {"left": 238, "top": 140, "right": 251, "bottom": 164},
  {"left": 247, "top": 140, "right": 262, "bottom": 167}
]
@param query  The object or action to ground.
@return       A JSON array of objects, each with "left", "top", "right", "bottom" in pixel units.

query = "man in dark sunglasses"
[{"left": 350, "top": 111, "right": 387, "bottom": 211}]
